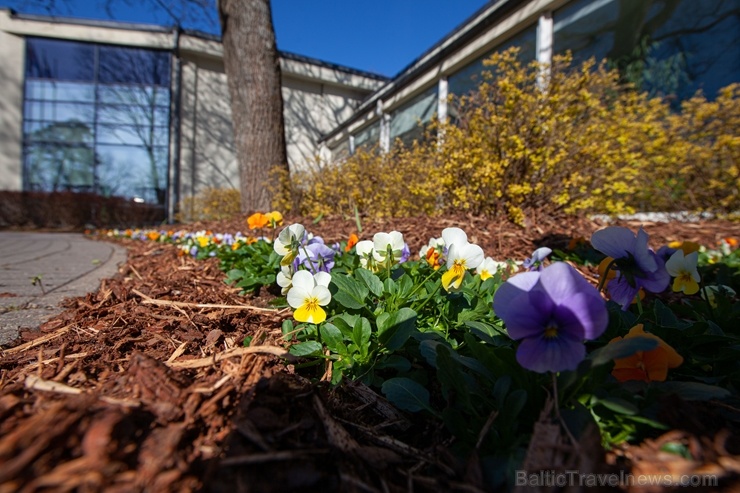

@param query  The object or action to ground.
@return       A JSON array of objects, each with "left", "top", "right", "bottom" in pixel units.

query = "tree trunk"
[{"left": 218, "top": 0, "right": 288, "bottom": 213}]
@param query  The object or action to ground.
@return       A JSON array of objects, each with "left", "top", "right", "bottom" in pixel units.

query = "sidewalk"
[{"left": 0, "top": 232, "right": 127, "bottom": 346}]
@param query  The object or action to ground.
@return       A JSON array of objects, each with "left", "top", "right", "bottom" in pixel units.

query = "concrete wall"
[
  {"left": 178, "top": 54, "right": 239, "bottom": 203},
  {"left": 0, "top": 26, "right": 23, "bottom": 191}
]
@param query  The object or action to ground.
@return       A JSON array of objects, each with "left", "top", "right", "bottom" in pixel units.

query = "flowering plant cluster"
[{"left": 99, "top": 219, "right": 739, "bottom": 487}]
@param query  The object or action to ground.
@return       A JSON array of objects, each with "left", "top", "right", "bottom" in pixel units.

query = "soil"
[{"left": 1, "top": 212, "right": 738, "bottom": 492}]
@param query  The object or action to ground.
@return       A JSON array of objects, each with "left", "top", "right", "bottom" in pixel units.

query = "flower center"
[{"left": 544, "top": 324, "right": 558, "bottom": 339}]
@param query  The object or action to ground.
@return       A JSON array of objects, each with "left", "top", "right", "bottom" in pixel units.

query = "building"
[
  {"left": 1, "top": 0, "right": 738, "bottom": 223},
  {"left": 0, "top": 8, "right": 387, "bottom": 222}
]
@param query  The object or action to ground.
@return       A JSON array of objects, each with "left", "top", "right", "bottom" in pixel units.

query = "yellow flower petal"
[{"left": 294, "top": 301, "right": 326, "bottom": 324}]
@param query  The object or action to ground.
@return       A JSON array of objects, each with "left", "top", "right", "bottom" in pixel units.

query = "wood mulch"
[{"left": 0, "top": 212, "right": 738, "bottom": 492}]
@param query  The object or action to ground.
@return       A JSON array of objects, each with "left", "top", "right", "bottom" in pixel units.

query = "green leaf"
[
  {"left": 594, "top": 396, "right": 638, "bottom": 415},
  {"left": 375, "top": 355, "right": 411, "bottom": 372},
  {"left": 289, "top": 341, "right": 323, "bottom": 357},
  {"left": 355, "top": 268, "right": 384, "bottom": 297},
  {"left": 465, "top": 320, "right": 505, "bottom": 344},
  {"left": 377, "top": 307, "right": 417, "bottom": 351},
  {"left": 321, "top": 323, "right": 346, "bottom": 353},
  {"left": 504, "top": 389, "right": 527, "bottom": 417},
  {"left": 493, "top": 375, "right": 511, "bottom": 404},
  {"left": 653, "top": 381, "right": 731, "bottom": 401},
  {"left": 281, "top": 319, "right": 294, "bottom": 336},
  {"left": 653, "top": 299, "right": 692, "bottom": 330},
  {"left": 352, "top": 317, "right": 372, "bottom": 352},
  {"left": 588, "top": 337, "right": 659, "bottom": 366},
  {"left": 331, "top": 274, "right": 369, "bottom": 309},
  {"left": 381, "top": 377, "right": 434, "bottom": 413}
]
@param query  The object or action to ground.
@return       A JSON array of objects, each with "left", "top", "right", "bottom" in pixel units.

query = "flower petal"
[
  {"left": 516, "top": 334, "right": 585, "bottom": 373},
  {"left": 313, "top": 285, "right": 332, "bottom": 306},
  {"left": 590, "top": 227, "right": 637, "bottom": 259},
  {"left": 294, "top": 303, "right": 326, "bottom": 324},
  {"left": 442, "top": 227, "right": 468, "bottom": 248}
]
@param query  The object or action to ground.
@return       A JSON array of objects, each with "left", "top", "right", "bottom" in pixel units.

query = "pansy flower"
[
  {"left": 247, "top": 212, "right": 269, "bottom": 230},
  {"left": 665, "top": 250, "right": 700, "bottom": 295},
  {"left": 522, "top": 247, "right": 552, "bottom": 272},
  {"left": 345, "top": 233, "right": 359, "bottom": 252},
  {"left": 493, "top": 262, "right": 608, "bottom": 373},
  {"left": 373, "top": 231, "right": 406, "bottom": 266},
  {"left": 420, "top": 237, "right": 445, "bottom": 270},
  {"left": 286, "top": 270, "right": 332, "bottom": 324},
  {"left": 476, "top": 257, "right": 506, "bottom": 281},
  {"left": 274, "top": 224, "right": 306, "bottom": 265},
  {"left": 591, "top": 227, "right": 670, "bottom": 310},
  {"left": 295, "top": 241, "right": 336, "bottom": 274},
  {"left": 276, "top": 265, "right": 293, "bottom": 295},
  {"left": 609, "top": 324, "right": 683, "bottom": 382},
  {"left": 441, "top": 227, "right": 484, "bottom": 292},
  {"left": 265, "top": 211, "right": 283, "bottom": 228},
  {"left": 355, "top": 240, "right": 379, "bottom": 271}
]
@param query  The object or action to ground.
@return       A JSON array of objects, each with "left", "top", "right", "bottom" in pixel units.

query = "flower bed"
[{"left": 0, "top": 212, "right": 738, "bottom": 491}]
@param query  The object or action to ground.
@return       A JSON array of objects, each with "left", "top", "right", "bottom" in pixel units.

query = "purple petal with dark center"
[
  {"left": 591, "top": 227, "right": 636, "bottom": 259},
  {"left": 515, "top": 333, "right": 586, "bottom": 373},
  {"left": 607, "top": 275, "right": 640, "bottom": 310}
]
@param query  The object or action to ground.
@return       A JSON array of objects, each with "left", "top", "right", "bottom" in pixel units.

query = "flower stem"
[{"left": 596, "top": 258, "right": 617, "bottom": 293}]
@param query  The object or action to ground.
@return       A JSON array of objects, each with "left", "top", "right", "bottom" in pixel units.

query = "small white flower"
[
  {"left": 441, "top": 227, "right": 484, "bottom": 292},
  {"left": 286, "top": 270, "right": 332, "bottom": 324},
  {"left": 372, "top": 231, "right": 405, "bottom": 264},
  {"left": 476, "top": 257, "right": 506, "bottom": 280}
]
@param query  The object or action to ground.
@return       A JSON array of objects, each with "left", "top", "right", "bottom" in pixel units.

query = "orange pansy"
[
  {"left": 247, "top": 212, "right": 269, "bottom": 230},
  {"left": 610, "top": 324, "right": 683, "bottom": 383}
]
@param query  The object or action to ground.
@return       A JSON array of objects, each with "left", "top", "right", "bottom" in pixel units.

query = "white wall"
[{"left": 0, "top": 26, "right": 24, "bottom": 190}]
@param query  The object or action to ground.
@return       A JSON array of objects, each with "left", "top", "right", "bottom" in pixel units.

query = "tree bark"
[{"left": 218, "top": 0, "right": 288, "bottom": 213}]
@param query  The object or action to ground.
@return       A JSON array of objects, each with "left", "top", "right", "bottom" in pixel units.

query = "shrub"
[
  {"left": 175, "top": 187, "right": 242, "bottom": 223},
  {"left": 278, "top": 49, "right": 739, "bottom": 223}
]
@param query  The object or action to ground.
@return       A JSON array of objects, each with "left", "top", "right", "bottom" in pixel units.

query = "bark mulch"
[{"left": 1, "top": 213, "right": 738, "bottom": 492}]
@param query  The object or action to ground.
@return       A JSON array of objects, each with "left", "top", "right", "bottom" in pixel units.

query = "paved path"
[{"left": 0, "top": 232, "right": 127, "bottom": 346}]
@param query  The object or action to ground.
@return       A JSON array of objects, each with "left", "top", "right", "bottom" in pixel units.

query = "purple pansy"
[
  {"left": 294, "top": 241, "right": 336, "bottom": 273},
  {"left": 522, "top": 247, "right": 552, "bottom": 271},
  {"left": 400, "top": 243, "right": 411, "bottom": 263},
  {"left": 493, "top": 262, "right": 608, "bottom": 373},
  {"left": 590, "top": 227, "right": 670, "bottom": 310}
]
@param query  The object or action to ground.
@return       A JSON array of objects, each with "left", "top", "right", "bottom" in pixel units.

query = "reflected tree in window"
[
  {"left": 25, "top": 120, "right": 96, "bottom": 192},
  {"left": 22, "top": 38, "right": 171, "bottom": 205},
  {"left": 555, "top": 0, "right": 740, "bottom": 102}
]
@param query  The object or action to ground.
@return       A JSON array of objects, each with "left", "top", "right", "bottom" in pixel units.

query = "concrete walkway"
[{"left": 0, "top": 232, "right": 127, "bottom": 346}]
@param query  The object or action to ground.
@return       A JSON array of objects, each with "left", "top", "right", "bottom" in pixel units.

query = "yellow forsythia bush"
[
  {"left": 277, "top": 49, "right": 739, "bottom": 222},
  {"left": 176, "top": 187, "right": 241, "bottom": 223}
]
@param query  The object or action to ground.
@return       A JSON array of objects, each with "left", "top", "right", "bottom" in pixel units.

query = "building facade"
[
  {"left": 1, "top": 0, "right": 738, "bottom": 223},
  {"left": 0, "top": 9, "right": 387, "bottom": 222},
  {"left": 320, "top": 0, "right": 739, "bottom": 161}
]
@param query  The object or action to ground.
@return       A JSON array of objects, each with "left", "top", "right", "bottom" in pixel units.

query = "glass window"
[
  {"left": 26, "top": 38, "right": 94, "bottom": 81},
  {"left": 553, "top": 0, "right": 740, "bottom": 102},
  {"left": 389, "top": 85, "right": 438, "bottom": 148},
  {"left": 353, "top": 121, "right": 380, "bottom": 152},
  {"left": 330, "top": 139, "right": 350, "bottom": 161},
  {"left": 448, "top": 24, "right": 537, "bottom": 97},
  {"left": 22, "top": 38, "right": 171, "bottom": 208}
]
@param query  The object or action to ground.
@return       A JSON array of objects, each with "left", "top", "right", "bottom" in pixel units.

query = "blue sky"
[{"left": 0, "top": 0, "right": 491, "bottom": 77}]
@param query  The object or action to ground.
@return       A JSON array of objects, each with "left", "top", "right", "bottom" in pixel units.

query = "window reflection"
[
  {"left": 22, "top": 38, "right": 171, "bottom": 206},
  {"left": 554, "top": 0, "right": 740, "bottom": 102},
  {"left": 389, "top": 86, "right": 438, "bottom": 148},
  {"left": 448, "top": 24, "right": 537, "bottom": 97}
]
